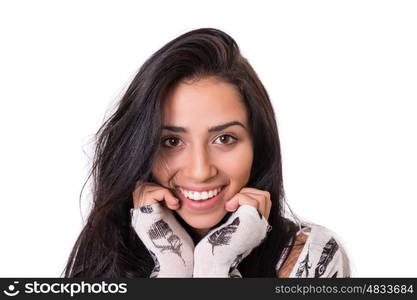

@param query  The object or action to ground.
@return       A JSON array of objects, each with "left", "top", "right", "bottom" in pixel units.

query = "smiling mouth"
[
  {"left": 180, "top": 185, "right": 225, "bottom": 201},
  {"left": 175, "top": 185, "right": 227, "bottom": 201},
  {"left": 175, "top": 185, "right": 228, "bottom": 213}
]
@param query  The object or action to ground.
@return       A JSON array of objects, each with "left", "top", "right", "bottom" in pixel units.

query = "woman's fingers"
[
  {"left": 225, "top": 192, "right": 259, "bottom": 211},
  {"left": 159, "top": 188, "right": 180, "bottom": 210},
  {"left": 132, "top": 182, "right": 180, "bottom": 210},
  {"left": 240, "top": 188, "right": 271, "bottom": 219},
  {"left": 225, "top": 187, "right": 271, "bottom": 219}
]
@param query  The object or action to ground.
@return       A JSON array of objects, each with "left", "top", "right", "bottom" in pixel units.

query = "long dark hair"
[{"left": 63, "top": 28, "right": 299, "bottom": 278}]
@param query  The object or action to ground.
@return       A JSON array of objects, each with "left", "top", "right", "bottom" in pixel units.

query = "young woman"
[{"left": 64, "top": 28, "right": 350, "bottom": 278}]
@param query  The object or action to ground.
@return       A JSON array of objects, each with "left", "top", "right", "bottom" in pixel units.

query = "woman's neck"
[
  {"left": 193, "top": 228, "right": 210, "bottom": 240},
  {"left": 172, "top": 211, "right": 210, "bottom": 244}
]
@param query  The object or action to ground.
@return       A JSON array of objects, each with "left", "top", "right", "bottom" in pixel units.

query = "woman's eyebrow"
[{"left": 162, "top": 121, "right": 246, "bottom": 133}]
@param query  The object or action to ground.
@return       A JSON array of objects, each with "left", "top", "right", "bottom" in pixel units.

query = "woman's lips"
[{"left": 175, "top": 185, "right": 227, "bottom": 211}]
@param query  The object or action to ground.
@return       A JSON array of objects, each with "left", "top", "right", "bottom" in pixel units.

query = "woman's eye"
[
  {"left": 161, "top": 135, "right": 237, "bottom": 148},
  {"left": 214, "top": 134, "right": 237, "bottom": 145},
  {"left": 162, "top": 137, "right": 183, "bottom": 148}
]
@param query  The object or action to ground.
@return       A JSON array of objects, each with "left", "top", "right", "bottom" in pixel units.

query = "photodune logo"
[{"left": 3, "top": 281, "right": 20, "bottom": 297}]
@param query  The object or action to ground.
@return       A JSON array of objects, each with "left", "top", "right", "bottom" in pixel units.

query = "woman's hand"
[
  {"left": 131, "top": 181, "right": 194, "bottom": 277},
  {"left": 224, "top": 187, "right": 272, "bottom": 220},
  {"left": 132, "top": 181, "right": 180, "bottom": 211},
  {"left": 193, "top": 187, "right": 272, "bottom": 277}
]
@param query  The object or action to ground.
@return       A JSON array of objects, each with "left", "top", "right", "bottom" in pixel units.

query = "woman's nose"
[{"left": 183, "top": 145, "right": 217, "bottom": 182}]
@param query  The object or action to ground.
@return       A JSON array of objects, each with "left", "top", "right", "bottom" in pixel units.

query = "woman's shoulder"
[{"left": 276, "top": 221, "right": 351, "bottom": 278}]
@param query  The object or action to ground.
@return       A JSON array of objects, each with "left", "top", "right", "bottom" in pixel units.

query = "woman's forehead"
[{"left": 162, "top": 77, "right": 249, "bottom": 126}]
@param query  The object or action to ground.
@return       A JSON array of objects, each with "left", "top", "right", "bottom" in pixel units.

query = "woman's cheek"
[
  {"left": 221, "top": 144, "right": 253, "bottom": 182},
  {"left": 151, "top": 154, "right": 175, "bottom": 185}
]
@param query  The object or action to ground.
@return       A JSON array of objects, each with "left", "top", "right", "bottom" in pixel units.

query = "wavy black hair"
[{"left": 63, "top": 28, "right": 299, "bottom": 278}]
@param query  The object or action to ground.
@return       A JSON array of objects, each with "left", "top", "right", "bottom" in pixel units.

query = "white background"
[{"left": 0, "top": 0, "right": 416, "bottom": 277}]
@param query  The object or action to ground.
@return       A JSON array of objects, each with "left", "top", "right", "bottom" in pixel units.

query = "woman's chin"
[{"left": 178, "top": 210, "right": 228, "bottom": 231}]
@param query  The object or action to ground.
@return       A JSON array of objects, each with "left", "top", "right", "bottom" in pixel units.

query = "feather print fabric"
[{"left": 208, "top": 217, "right": 240, "bottom": 255}]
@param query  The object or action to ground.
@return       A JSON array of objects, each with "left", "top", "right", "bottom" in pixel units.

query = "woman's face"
[{"left": 151, "top": 76, "right": 254, "bottom": 236}]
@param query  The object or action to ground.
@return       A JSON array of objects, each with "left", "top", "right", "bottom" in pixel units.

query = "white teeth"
[
  {"left": 194, "top": 192, "right": 201, "bottom": 200},
  {"left": 180, "top": 187, "right": 222, "bottom": 201}
]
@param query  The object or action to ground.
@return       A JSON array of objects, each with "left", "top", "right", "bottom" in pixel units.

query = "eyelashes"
[
  {"left": 161, "top": 134, "right": 238, "bottom": 149},
  {"left": 161, "top": 136, "right": 183, "bottom": 148}
]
